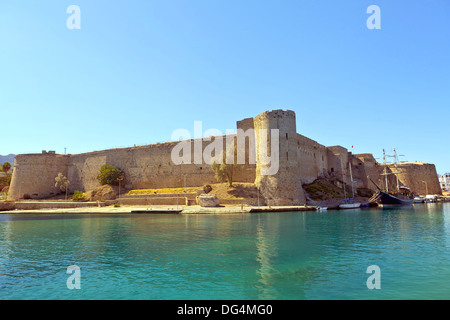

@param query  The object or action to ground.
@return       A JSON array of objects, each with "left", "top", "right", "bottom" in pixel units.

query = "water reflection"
[
  {"left": 255, "top": 214, "right": 279, "bottom": 299},
  {"left": 0, "top": 221, "right": 13, "bottom": 266},
  {"left": 1, "top": 204, "right": 450, "bottom": 299}
]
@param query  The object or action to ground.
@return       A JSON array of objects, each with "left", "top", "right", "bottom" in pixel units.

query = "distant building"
[{"left": 439, "top": 173, "right": 450, "bottom": 191}]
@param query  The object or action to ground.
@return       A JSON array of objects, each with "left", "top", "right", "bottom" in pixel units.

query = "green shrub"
[
  {"left": 72, "top": 191, "right": 85, "bottom": 201},
  {"left": 97, "top": 164, "right": 125, "bottom": 186},
  {"left": 2, "top": 162, "right": 11, "bottom": 174}
]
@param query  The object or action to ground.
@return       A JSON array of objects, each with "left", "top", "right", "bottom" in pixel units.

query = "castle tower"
[
  {"left": 254, "top": 110, "right": 306, "bottom": 205},
  {"left": 8, "top": 152, "right": 70, "bottom": 200}
]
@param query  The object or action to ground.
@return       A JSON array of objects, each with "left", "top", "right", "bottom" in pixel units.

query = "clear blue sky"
[{"left": 1, "top": 1, "right": 449, "bottom": 173}]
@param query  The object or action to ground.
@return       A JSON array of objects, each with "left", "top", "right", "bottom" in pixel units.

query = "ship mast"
[
  {"left": 383, "top": 149, "right": 389, "bottom": 193},
  {"left": 393, "top": 148, "right": 400, "bottom": 193},
  {"left": 349, "top": 159, "right": 355, "bottom": 199},
  {"left": 382, "top": 148, "right": 404, "bottom": 194},
  {"left": 342, "top": 170, "right": 347, "bottom": 200}
]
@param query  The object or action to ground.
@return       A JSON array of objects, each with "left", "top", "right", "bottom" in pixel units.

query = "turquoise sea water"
[{"left": 1, "top": 203, "right": 450, "bottom": 300}]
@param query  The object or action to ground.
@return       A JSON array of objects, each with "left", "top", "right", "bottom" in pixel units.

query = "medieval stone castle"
[{"left": 8, "top": 110, "right": 442, "bottom": 203}]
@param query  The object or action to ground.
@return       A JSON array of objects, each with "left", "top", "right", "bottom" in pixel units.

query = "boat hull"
[
  {"left": 339, "top": 203, "right": 361, "bottom": 209},
  {"left": 370, "top": 191, "right": 413, "bottom": 207}
]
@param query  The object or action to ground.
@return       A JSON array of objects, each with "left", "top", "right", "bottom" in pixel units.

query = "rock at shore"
[
  {"left": 203, "top": 184, "right": 213, "bottom": 194},
  {"left": 86, "top": 185, "right": 117, "bottom": 202},
  {"left": 197, "top": 194, "right": 220, "bottom": 207}
]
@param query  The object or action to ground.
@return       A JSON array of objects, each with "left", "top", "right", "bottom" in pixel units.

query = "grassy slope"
[{"left": 125, "top": 182, "right": 259, "bottom": 200}]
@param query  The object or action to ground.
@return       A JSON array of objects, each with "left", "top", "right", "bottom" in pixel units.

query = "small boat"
[
  {"left": 339, "top": 202, "right": 361, "bottom": 209},
  {"left": 414, "top": 196, "right": 425, "bottom": 203},
  {"left": 339, "top": 159, "right": 361, "bottom": 210},
  {"left": 317, "top": 206, "right": 328, "bottom": 211}
]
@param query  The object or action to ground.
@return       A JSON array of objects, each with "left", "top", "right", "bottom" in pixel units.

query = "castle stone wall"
[
  {"left": 8, "top": 153, "right": 70, "bottom": 200},
  {"left": 391, "top": 163, "right": 441, "bottom": 195},
  {"left": 236, "top": 117, "right": 255, "bottom": 132},
  {"left": 68, "top": 137, "right": 255, "bottom": 193},
  {"left": 254, "top": 110, "right": 306, "bottom": 205},
  {"left": 327, "top": 146, "right": 349, "bottom": 180},
  {"left": 354, "top": 154, "right": 441, "bottom": 195},
  {"left": 354, "top": 154, "right": 388, "bottom": 191},
  {"left": 7, "top": 109, "right": 441, "bottom": 202},
  {"left": 296, "top": 134, "right": 328, "bottom": 184}
]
